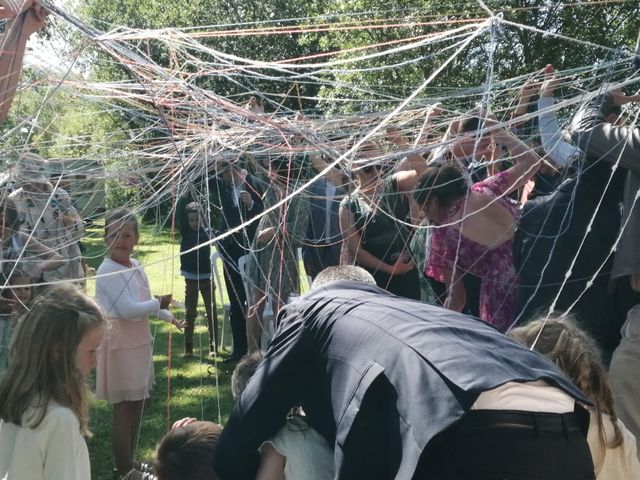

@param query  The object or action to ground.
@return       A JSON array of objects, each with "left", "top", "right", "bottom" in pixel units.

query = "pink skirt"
[{"left": 96, "top": 341, "right": 155, "bottom": 404}]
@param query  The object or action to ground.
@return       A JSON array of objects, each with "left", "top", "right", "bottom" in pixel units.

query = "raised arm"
[
  {"left": 510, "top": 77, "right": 537, "bottom": 126},
  {"left": 386, "top": 125, "right": 429, "bottom": 176},
  {"left": 0, "top": 0, "right": 47, "bottom": 124},
  {"left": 492, "top": 126, "right": 541, "bottom": 194},
  {"left": 570, "top": 84, "right": 640, "bottom": 175},
  {"left": 537, "top": 67, "right": 581, "bottom": 168}
]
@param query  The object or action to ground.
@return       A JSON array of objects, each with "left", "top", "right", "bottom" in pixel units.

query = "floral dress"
[
  {"left": 426, "top": 171, "right": 519, "bottom": 331},
  {"left": 9, "top": 187, "right": 84, "bottom": 281}
]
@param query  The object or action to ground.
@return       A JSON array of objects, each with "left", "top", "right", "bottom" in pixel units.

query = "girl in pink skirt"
[{"left": 95, "top": 208, "right": 184, "bottom": 477}]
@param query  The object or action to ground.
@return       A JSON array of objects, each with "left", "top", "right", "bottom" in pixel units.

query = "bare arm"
[
  {"left": 493, "top": 128, "right": 541, "bottom": 194},
  {"left": 309, "top": 151, "right": 345, "bottom": 189},
  {"left": 0, "top": 0, "right": 47, "bottom": 124},
  {"left": 510, "top": 78, "right": 537, "bottom": 123},
  {"left": 339, "top": 205, "right": 413, "bottom": 275},
  {"left": 19, "top": 232, "right": 65, "bottom": 276},
  {"left": 394, "top": 169, "right": 422, "bottom": 194},
  {"left": 255, "top": 443, "right": 286, "bottom": 480},
  {"left": 387, "top": 126, "right": 428, "bottom": 175},
  {"left": 441, "top": 267, "right": 466, "bottom": 312}
]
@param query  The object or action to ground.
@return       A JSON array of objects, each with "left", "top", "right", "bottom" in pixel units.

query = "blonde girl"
[
  {"left": 95, "top": 208, "right": 184, "bottom": 477},
  {"left": 510, "top": 317, "right": 640, "bottom": 479},
  {"left": 0, "top": 283, "right": 106, "bottom": 479}
]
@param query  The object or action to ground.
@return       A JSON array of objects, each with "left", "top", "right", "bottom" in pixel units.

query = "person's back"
[
  {"left": 217, "top": 274, "right": 591, "bottom": 480},
  {"left": 510, "top": 317, "right": 640, "bottom": 480}
]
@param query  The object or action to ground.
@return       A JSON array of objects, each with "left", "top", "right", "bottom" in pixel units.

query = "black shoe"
[{"left": 222, "top": 352, "right": 244, "bottom": 364}]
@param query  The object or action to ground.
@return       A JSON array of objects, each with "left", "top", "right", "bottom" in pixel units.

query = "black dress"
[{"left": 341, "top": 177, "right": 420, "bottom": 300}]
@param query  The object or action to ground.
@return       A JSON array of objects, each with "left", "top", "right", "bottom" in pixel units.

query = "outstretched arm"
[
  {"left": 0, "top": 0, "right": 47, "bottom": 124},
  {"left": 570, "top": 83, "right": 640, "bottom": 175},
  {"left": 386, "top": 105, "right": 441, "bottom": 175}
]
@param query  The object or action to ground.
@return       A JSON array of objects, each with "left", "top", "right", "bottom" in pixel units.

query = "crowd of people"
[{"left": 2, "top": 0, "right": 640, "bottom": 479}]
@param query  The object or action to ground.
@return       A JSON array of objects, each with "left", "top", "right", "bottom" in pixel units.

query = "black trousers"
[
  {"left": 414, "top": 410, "right": 595, "bottom": 480},
  {"left": 221, "top": 255, "right": 248, "bottom": 357}
]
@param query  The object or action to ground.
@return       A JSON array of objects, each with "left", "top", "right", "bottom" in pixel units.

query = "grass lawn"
[{"left": 82, "top": 223, "right": 238, "bottom": 479}]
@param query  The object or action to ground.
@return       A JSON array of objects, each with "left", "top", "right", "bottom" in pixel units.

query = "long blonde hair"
[
  {"left": 0, "top": 283, "right": 106, "bottom": 437},
  {"left": 509, "top": 317, "right": 623, "bottom": 449}
]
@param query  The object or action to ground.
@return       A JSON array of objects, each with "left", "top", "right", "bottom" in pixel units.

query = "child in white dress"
[{"left": 95, "top": 208, "right": 184, "bottom": 478}]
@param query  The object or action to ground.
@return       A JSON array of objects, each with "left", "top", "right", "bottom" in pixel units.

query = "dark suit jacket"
[
  {"left": 215, "top": 281, "right": 587, "bottom": 480},
  {"left": 208, "top": 173, "right": 265, "bottom": 260}
]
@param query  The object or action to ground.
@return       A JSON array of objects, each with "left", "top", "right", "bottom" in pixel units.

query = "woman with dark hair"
[
  {"left": 339, "top": 141, "right": 423, "bottom": 300},
  {"left": 245, "top": 157, "right": 310, "bottom": 352},
  {"left": 414, "top": 121, "right": 540, "bottom": 331}
]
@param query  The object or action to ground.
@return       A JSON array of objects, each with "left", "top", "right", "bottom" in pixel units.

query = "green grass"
[{"left": 83, "top": 223, "right": 237, "bottom": 479}]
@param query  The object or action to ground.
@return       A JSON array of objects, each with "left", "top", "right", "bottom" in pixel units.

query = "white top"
[
  {"left": 260, "top": 417, "right": 334, "bottom": 480},
  {"left": 0, "top": 400, "right": 90, "bottom": 480},
  {"left": 537, "top": 96, "right": 582, "bottom": 168},
  {"left": 96, "top": 257, "right": 171, "bottom": 322},
  {"left": 472, "top": 380, "right": 575, "bottom": 413},
  {"left": 588, "top": 412, "right": 640, "bottom": 480}
]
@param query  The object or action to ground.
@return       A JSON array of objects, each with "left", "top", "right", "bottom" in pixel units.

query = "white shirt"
[
  {"left": 472, "top": 380, "right": 575, "bottom": 413},
  {"left": 588, "top": 413, "right": 640, "bottom": 479},
  {"left": 538, "top": 96, "right": 582, "bottom": 168},
  {"left": 0, "top": 400, "right": 90, "bottom": 480},
  {"left": 260, "top": 417, "right": 334, "bottom": 480}
]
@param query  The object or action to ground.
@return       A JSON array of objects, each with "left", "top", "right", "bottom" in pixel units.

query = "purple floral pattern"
[{"left": 426, "top": 171, "right": 520, "bottom": 332}]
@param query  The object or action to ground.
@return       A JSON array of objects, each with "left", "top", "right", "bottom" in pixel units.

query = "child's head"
[
  {"left": 153, "top": 421, "right": 222, "bottom": 480},
  {"left": 0, "top": 196, "right": 19, "bottom": 240},
  {"left": 185, "top": 202, "right": 202, "bottom": 231},
  {"left": 509, "top": 316, "right": 622, "bottom": 449},
  {"left": 0, "top": 283, "right": 106, "bottom": 437},
  {"left": 231, "top": 351, "right": 264, "bottom": 401},
  {"left": 1, "top": 268, "right": 32, "bottom": 308},
  {"left": 104, "top": 208, "right": 139, "bottom": 262}
]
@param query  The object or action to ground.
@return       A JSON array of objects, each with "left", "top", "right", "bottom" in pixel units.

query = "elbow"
[
  {"left": 50, "top": 254, "right": 65, "bottom": 270},
  {"left": 447, "top": 283, "right": 466, "bottom": 312}
]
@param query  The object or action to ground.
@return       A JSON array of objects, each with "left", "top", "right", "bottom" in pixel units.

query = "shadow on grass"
[{"left": 88, "top": 318, "right": 235, "bottom": 480}]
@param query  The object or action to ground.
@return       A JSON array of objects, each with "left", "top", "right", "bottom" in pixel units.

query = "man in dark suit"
[
  {"left": 515, "top": 89, "right": 640, "bottom": 360},
  {"left": 215, "top": 266, "right": 594, "bottom": 480},
  {"left": 302, "top": 175, "right": 343, "bottom": 280},
  {"left": 209, "top": 159, "right": 265, "bottom": 362}
]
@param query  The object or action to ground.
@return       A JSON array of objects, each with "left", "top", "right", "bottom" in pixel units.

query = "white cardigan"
[
  {"left": 95, "top": 257, "right": 171, "bottom": 322},
  {"left": 0, "top": 401, "right": 90, "bottom": 480}
]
